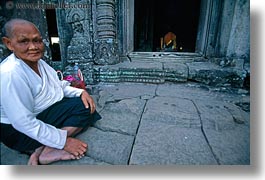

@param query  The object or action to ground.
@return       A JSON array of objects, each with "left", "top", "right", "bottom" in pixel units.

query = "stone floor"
[{"left": 0, "top": 82, "right": 250, "bottom": 165}]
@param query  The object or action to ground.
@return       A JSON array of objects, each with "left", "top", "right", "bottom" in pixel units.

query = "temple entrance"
[
  {"left": 45, "top": 9, "right": 61, "bottom": 61},
  {"left": 134, "top": 0, "right": 201, "bottom": 52}
]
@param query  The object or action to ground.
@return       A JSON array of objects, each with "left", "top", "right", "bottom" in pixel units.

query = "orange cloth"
[{"left": 164, "top": 32, "right": 176, "bottom": 46}]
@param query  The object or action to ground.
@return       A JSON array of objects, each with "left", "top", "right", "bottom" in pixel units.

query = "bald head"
[
  {"left": 1, "top": 18, "right": 44, "bottom": 63},
  {"left": 2, "top": 19, "right": 40, "bottom": 38}
]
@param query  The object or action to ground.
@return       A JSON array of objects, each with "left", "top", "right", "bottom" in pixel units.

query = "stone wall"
[
  {"left": 226, "top": 0, "right": 250, "bottom": 62},
  {"left": 94, "top": 0, "right": 250, "bottom": 88},
  {"left": 0, "top": 0, "right": 250, "bottom": 88},
  {"left": 198, "top": 0, "right": 249, "bottom": 62},
  {"left": 56, "top": 0, "right": 120, "bottom": 84}
]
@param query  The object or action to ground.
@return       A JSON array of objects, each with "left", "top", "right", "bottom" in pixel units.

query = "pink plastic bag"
[{"left": 57, "top": 69, "right": 86, "bottom": 89}]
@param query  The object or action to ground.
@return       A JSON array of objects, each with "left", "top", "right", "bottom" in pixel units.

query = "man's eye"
[
  {"left": 33, "top": 39, "right": 42, "bottom": 43},
  {"left": 19, "top": 40, "right": 29, "bottom": 44},
  {"left": 33, "top": 39, "right": 44, "bottom": 44}
]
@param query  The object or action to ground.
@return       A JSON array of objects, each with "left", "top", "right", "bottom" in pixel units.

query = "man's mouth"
[{"left": 28, "top": 52, "right": 41, "bottom": 56}]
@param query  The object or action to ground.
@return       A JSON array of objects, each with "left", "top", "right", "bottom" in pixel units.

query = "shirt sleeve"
[{"left": 1, "top": 71, "right": 67, "bottom": 149}]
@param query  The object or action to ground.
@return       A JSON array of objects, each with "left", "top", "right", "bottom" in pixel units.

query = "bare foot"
[
  {"left": 27, "top": 146, "right": 45, "bottom": 165},
  {"left": 38, "top": 146, "right": 79, "bottom": 165},
  {"left": 63, "top": 137, "right": 88, "bottom": 157}
]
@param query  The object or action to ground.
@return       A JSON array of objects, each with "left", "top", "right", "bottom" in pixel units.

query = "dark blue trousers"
[{"left": 0, "top": 97, "right": 101, "bottom": 152}]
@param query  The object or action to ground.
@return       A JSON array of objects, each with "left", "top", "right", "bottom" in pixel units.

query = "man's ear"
[{"left": 2, "top": 37, "right": 13, "bottom": 51}]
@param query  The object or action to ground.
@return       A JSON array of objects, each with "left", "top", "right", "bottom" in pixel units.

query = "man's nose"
[{"left": 28, "top": 41, "right": 38, "bottom": 50}]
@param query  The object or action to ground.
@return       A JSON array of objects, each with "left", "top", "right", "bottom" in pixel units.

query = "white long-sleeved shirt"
[{"left": 0, "top": 53, "right": 84, "bottom": 149}]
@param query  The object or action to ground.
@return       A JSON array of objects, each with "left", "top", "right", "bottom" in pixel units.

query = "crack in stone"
[
  {"left": 92, "top": 123, "right": 135, "bottom": 137},
  {"left": 190, "top": 99, "right": 221, "bottom": 165},
  {"left": 127, "top": 99, "right": 148, "bottom": 165}
]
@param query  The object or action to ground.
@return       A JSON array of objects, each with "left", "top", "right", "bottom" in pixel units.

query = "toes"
[
  {"left": 74, "top": 152, "right": 85, "bottom": 160},
  {"left": 71, "top": 155, "right": 76, "bottom": 160},
  {"left": 78, "top": 154, "right": 85, "bottom": 159}
]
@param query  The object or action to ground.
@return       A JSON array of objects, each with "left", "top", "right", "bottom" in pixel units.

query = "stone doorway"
[
  {"left": 134, "top": 0, "right": 201, "bottom": 53},
  {"left": 45, "top": 9, "right": 61, "bottom": 62}
]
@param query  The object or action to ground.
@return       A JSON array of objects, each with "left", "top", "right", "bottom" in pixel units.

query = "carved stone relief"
[
  {"left": 95, "top": 40, "right": 119, "bottom": 65},
  {"left": 0, "top": 15, "right": 8, "bottom": 61},
  {"left": 65, "top": 0, "right": 93, "bottom": 63}
]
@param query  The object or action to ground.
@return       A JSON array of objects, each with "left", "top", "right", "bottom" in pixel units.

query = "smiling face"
[{"left": 2, "top": 20, "right": 44, "bottom": 64}]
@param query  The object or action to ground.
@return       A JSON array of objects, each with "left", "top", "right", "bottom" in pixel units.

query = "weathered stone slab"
[
  {"left": 99, "top": 61, "right": 163, "bottom": 71},
  {"left": 224, "top": 102, "right": 250, "bottom": 125},
  {"left": 163, "top": 62, "right": 188, "bottom": 82},
  {"left": 194, "top": 100, "right": 236, "bottom": 131},
  {"left": 142, "top": 96, "right": 201, "bottom": 128},
  {"left": 187, "top": 62, "right": 246, "bottom": 87},
  {"left": 156, "top": 82, "right": 249, "bottom": 104},
  {"left": 156, "top": 82, "right": 214, "bottom": 101},
  {"left": 1, "top": 143, "right": 28, "bottom": 165},
  {"left": 97, "top": 61, "right": 165, "bottom": 83},
  {"left": 204, "top": 125, "right": 250, "bottom": 165},
  {"left": 94, "top": 98, "right": 146, "bottom": 135},
  {"left": 118, "top": 61, "right": 163, "bottom": 70},
  {"left": 51, "top": 156, "right": 110, "bottom": 165},
  {"left": 194, "top": 99, "right": 250, "bottom": 164},
  {"left": 97, "top": 83, "right": 157, "bottom": 101},
  {"left": 77, "top": 127, "right": 134, "bottom": 165},
  {"left": 130, "top": 121, "right": 217, "bottom": 165}
]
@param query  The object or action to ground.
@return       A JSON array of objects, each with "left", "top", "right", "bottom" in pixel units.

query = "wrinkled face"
[{"left": 3, "top": 23, "right": 44, "bottom": 63}]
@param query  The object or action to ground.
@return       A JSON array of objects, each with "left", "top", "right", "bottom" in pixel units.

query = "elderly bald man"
[{"left": 0, "top": 19, "right": 101, "bottom": 165}]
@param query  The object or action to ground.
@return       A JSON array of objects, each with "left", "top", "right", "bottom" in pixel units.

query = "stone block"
[
  {"left": 97, "top": 83, "right": 157, "bottom": 101},
  {"left": 163, "top": 62, "right": 188, "bottom": 82},
  {"left": 94, "top": 98, "right": 146, "bottom": 135},
  {"left": 187, "top": 62, "right": 246, "bottom": 87},
  {"left": 118, "top": 61, "right": 163, "bottom": 70},
  {"left": 1, "top": 143, "right": 28, "bottom": 165},
  {"left": 142, "top": 97, "right": 201, "bottom": 128},
  {"left": 204, "top": 125, "right": 250, "bottom": 165},
  {"left": 156, "top": 82, "right": 213, "bottom": 101},
  {"left": 130, "top": 121, "right": 217, "bottom": 165},
  {"left": 77, "top": 127, "right": 134, "bottom": 165},
  {"left": 51, "top": 156, "right": 110, "bottom": 165},
  {"left": 194, "top": 99, "right": 236, "bottom": 131}
]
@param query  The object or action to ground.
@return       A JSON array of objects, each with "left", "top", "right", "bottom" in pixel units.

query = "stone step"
[{"left": 94, "top": 59, "right": 247, "bottom": 87}]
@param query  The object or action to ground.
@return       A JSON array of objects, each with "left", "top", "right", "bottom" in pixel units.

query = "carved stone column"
[{"left": 94, "top": 0, "right": 119, "bottom": 65}]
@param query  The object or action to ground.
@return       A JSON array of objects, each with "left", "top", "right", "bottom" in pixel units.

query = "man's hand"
[{"left": 80, "top": 90, "right": 96, "bottom": 114}]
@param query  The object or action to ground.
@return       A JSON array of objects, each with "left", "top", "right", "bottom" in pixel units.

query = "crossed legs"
[
  {"left": 28, "top": 127, "right": 86, "bottom": 165},
  {"left": 27, "top": 97, "right": 101, "bottom": 165}
]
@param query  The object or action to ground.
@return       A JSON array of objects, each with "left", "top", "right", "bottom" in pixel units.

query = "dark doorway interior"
[
  {"left": 45, "top": 9, "right": 61, "bottom": 61},
  {"left": 134, "top": 0, "right": 201, "bottom": 52}
]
